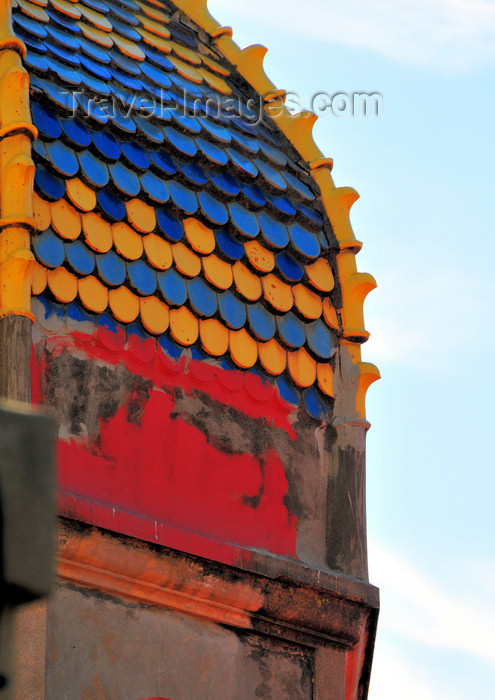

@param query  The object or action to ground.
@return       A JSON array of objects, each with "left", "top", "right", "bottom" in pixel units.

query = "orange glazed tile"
[
  {"left": 262, "top": 273, "right": 293, "bottom": 312},
  {"left": 200, "top": 68, "right": 231, "bottom": 96},
  {"left": 140, "top": 295, "right": 169, "bottom": 335},
  {"left": 31, "top": 261, "right": 47, "bottom": 295},
  {"left": 202, "top": 54, "right": 230, "bottom": 77},
  {"left": 184, "top": 218, "right": 215, "bottom": 255},
  {"left": 135, "top": 0, "right": 169, "bottom": 22},
  {"left": 293, "top": 284, "right": 323, "bottom": 320},
  {"left": 258, "top": 338, "right": 286, "bottom": 376},
  {"left": 136, "top": 27, "right": 171, "bottom": 52},
  {"left": 172, "top": 242, "right": 201, "bottom": 278},
  {"left": 109, "top": 286, "right": 139, "bottom": 323},
  {"left": 82, "top": 212, "right": 112, "bottom": 253},
  {"left": 49, "top": 0, "right": 81, "bottom": 19},
  {"left": 66, "top": 178, "right": 97, "bottom": 212},
  {"left": 317, "top": 363, "right": 334, "bottom": 397},
  {"left": 202, "top": 254, "right": 233, "bottom": 290},
  {"left": 143, "top": 233, "right": 172, "bottom": 270},
  {"left": 77, "top": 22, "right": 114, "bottom": 47},
  {"left": 126, "top": 199, "right": 156, "bottom": 233},
  {"left": 233, "top": 261, "right": 262, "bottom": 301},
  {"left": 78, "top": 4, "right": 112, "bottom": 31},
  {"left": 50, "top": 199, "right": 81, "bottom": 241},
  {"left": 111, "top": 33, "right": 146, "bottom": 61},
  {"left": 78, "top": 275, "right": 108, "bottom": 313},
  {"left": 138, "top": 15, "right": 171, "bottom": 39},
  {"left": 322, "top": 298, "right": 340, "bottom": 330},
  {"left": 199, "top": 318, "right": 229, "bottom": 356},
  {"left": 33, "top": 192, "right": 50, "bottom": 231},
  {"left": 169, "top": 56, "right": 203, "bottom": 83},
  {"left": 169, "top": 306, "right": 198, "bottom": 346},
  {"left": 112, "top": 222, "right": 143, "bottom": 260},
  {"left": 245, "top": 240, "right": 274, "bottom": 273},
  {"left": 306, "top": 258, "right": 334, "bottom": 292},
  {"left": 229, "top": 328, "right": 258, "bottom": 369},
  {"left": 170, "top": 41, "right": 202, "bottom": 65},
  {"left": 287, "top": 347, "right": 317, "bottom": 388},
  {"left": 47, "top": 267, "right": 77, "bottom": 303}
]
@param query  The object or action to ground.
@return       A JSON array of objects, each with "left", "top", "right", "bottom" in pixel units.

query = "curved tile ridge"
[
  {"left": 0, "top": 0, "right": 37, "bottom": 319},
  {"left": 172, "top": 0, "right": 379, "bottom": 419}
]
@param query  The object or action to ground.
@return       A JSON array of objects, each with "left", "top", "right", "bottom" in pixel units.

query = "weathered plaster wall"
[{"left": 46, "top": 582, "right": 313, "bottom": 700}]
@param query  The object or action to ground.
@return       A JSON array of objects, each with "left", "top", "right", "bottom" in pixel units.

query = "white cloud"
[
  {"left": 369, "top": 540, "right": 495, "bottom": 665},
  {"left": 369, "top": 644, "right": 459, "bottom": 700},
  {"left": 363, "top": 261, "right": 495, "bottom": 373},
  {"left": 208, "top": 0, "right": 495, "bottom": 71}
]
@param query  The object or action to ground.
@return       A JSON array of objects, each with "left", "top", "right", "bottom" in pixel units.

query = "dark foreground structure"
[{"left": 0, "top": 0, "right": 380, "bottom": 697}]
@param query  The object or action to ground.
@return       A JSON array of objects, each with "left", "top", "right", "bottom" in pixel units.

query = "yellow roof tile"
[
  {"left": 258, "top": 338, "right": 286, "bottom": 376},
  {"left": 262, "top": 273, "right": 293, "bottom": 312},
  {"left": 33, "top": 192, "right": 51, "bottom": 232},
  {"left": 82, "top": 212, "right": 113, "bottom": 253},
  {"left": 136, "top": 27, "right": 171, "bottom": 52},
  {"left": 78, "top": 4, "right": 112, "bottom": 31},
  {"left": 172, "top": 242, "right": 201, "bottom": 277},
  {"left": 169, "top": 306, "right": 198, "bottom": 346},
  {"left": 184, "top": 217, "right": 215, "bottom": 255},
  {"left": 138, "top": 14, "right": 171, "bottom": 39},
  {"left": 50, "top": 198, "right": 81, "bottom": 241},
  {"left": 200, "top": 68, "right": 231, "bottom": 95},
  {"left": 135, "top": 1, "right": 169, "bottom": 22},
  {"left": 112, "top": 222, "right": 143, "bottom": 261},
  {"left": 111, "top": 32, "right": 146, "bottom": 60},
  {"left": 49, "top": 0, "right": 81, "bottom": 19},
  {"left": 169, "top": 55, "right": 203, "bottom": 83},
  {"left": 229, "top": 328, "right": 257, "bottom": 369},
  {"left": 66, "top": 178, "right": 97, "bottom": 212},
  {"left": 202, "top": 54, "right": 230, "bottom": 77},
  {"left": 47, "top": 267, "right": 77, "bottom": 303},
  {"left": 78, "top": 275, "right": 108, "bottom": 314},
  {"left": 108, "top": 286, "right": 139, "bottom": 323},
  {"left": 126, "top": 199, "right": 156, "bottom": 233},
  {"left": 77, "top": 21, "right": 114, "bottom": 47},
  {"left": 322, "top": 298, "right": 339, "bottom": 330},
  {"left": 202, "top": 254, "right": 233, "bottom": 290},
  {"left": 317, "top": 363, "right": 334, "bottom": 397},
  {"left": 292, "top": 283, "right": 323, "bottom": 320},
  {"left": 199, "top": 318, "right": 229, "bottom": 356},
  {"left": 245, "top": 239, "right": 274, "bottom": 273},
  {"left": 140, "top": 295, "right": 169, "bottom": 335},
  {"left": 143, "top": 233, "right": 173, "bottom": 270},
  {"left": 18, "top": 0, "right": 50, "bottom": 22},
  {"left": 232, "top": 261, "right": 262, "bottom": 301},
  {"left": 170, "top": 40, "right": 202, "bottom": 65},
  {"left": 306, "top": 257, "right": 334, "bottom": 292},
  {"left": 287, "top": 347, "right": 317, "bottom": 388},
  {"left": 31, "top": 261, "right": 47, "bottom": 295}
]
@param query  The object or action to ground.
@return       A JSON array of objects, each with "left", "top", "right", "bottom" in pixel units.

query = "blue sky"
[{"left": 209, "top": 1, "right": 495, "bottom": 697}]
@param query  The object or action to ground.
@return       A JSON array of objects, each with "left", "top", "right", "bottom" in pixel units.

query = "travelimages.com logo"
[{"left": 60, "top": 88, "right": 384, "bottom": 125}]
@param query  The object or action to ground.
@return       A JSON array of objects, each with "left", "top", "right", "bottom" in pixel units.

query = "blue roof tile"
[
  {"left": 188, "top": 277, "right": 218, "bottom": 317},
  {"left": 218, "top": 289, "right": 247, "bottom": 329},
  {"left": 158, "top": 268, "right": 188, "bottom": 306},
  {"left": 33, "top": 228, "right": 65, "bottom": 268},
  {"left": 96, "top": 250, "right": 127, "bottom": 287},
  {"left": 97, "top": 189, "right": 127, "bottom": 221},
  {"left": 65, "top": 240, "right": 96, "bottom": 276},
  {"left": 128, "top": 260, "right": 158, "bottom": 295}
]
